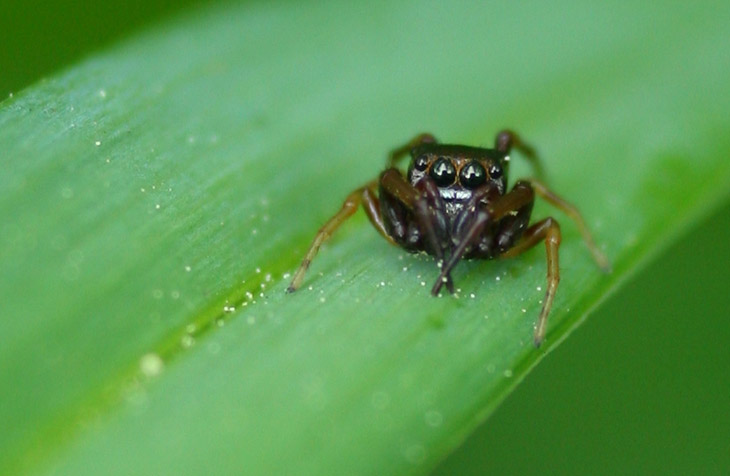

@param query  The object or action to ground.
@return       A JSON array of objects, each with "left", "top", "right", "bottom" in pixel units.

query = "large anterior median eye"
[
  {"left": 429, "top": 157, "right": 456, "bottom": 186},
  {"left": 459, "top": 161, "right": 486, "bottom": 188}
]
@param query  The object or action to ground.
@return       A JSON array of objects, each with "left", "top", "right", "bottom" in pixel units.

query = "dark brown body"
[
  {"left": 287, "top": 130, "right": 608, "bottom": 347},
  {"left": 380, "top": 143, "right": 529, "bottom": 261}
]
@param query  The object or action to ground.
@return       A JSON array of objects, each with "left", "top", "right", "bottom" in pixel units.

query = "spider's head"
[{"left": 407, "top": 144, "right": 508, "bottom": 199}]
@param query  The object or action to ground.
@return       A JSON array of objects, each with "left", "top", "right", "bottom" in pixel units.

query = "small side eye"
[
  {"left": 413, "top": 154, "right": 429, "bottom": 171},
  {"left": 429, "top": 157, "right": 456, "bottom": 186},
  {"left": 459, "top": 161, "right": 487, "bottom": 188},
  {"left": 489, "top": 163, "right": 503, "bottom": 179}
]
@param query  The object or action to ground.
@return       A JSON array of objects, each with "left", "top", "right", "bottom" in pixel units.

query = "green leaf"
[{"left": 1, "top": 2, "right": 729, "bottom": 475}]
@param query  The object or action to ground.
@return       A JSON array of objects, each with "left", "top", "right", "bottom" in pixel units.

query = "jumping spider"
[{"left": 287, "top": 130, "right": 609, "bottom": 346}]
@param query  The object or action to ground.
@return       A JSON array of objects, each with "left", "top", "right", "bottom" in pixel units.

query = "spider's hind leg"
[{"left": 528, "top": 178, "right": 610, "bottom": 272}]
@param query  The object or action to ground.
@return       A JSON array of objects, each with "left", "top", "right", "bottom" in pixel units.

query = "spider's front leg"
[
  {"left": 432, "top": 180, "right": 536, "bottom": 296},
  {"left": 286, "top": 180, "right": 394, "bottom": 293},
  {"left": 379, "top": 168, "right": 456, "bottom": 293}
]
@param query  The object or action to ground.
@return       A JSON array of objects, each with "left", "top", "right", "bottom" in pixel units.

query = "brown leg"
[
  {"left": 527, "top": 178, "right": 610, "bottom": 272},
  {"left": 388, "top": 133, "right": 436, "bottom": 166},
  {"left": 495, "top": 129, "right": 545, "bottom": 180},
  {"left": 287, "top": 180, "right": 389, "bottom": 292},
  {"left": 380, "top": 168, "right": 455, "bottom": 292},
  {"left": 496, "top": 130, "right": 608, "bottom": 270},
  {"left": 500, "top": 218, "right": 561, "bottom": 347},
  {"left": 361, "top": 186, "right": 396, "bottom": 245}
]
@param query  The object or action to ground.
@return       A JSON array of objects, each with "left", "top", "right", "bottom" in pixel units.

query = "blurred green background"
[
  {"left": 2, "top": 1, "right": 728, "bottom": 474},
  {"left": 0, "top": 0, "right": 202, "bottom": 95}
]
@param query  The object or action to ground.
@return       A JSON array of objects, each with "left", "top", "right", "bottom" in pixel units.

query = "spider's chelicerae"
[{"left": 287, "top": 130, "right": 609, "bottom": 346}]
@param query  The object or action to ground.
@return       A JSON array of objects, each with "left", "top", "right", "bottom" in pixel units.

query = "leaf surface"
[{"left": 1, "top": 2, "right": 729, "bottom": 475}]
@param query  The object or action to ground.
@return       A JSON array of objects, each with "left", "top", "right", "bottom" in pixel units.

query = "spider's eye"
[
  {"left": 429, "top": 157, "right": 456, "bottom": 186},
  {"left": 459, "top": 161, "right": 487, "bottom": 188},
  {"left": 489, "top": 163, "right": 503, "bottom": 179},
  {"left": 413, "top": 154, "right": 429, "bottom": 171}
]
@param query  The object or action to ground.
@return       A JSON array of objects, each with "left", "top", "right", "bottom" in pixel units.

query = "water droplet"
[
  {"left": 139, "top": 353, "right": 164, "bottom": 377},
  {"left": 503, "top": 369, "right": 513, "bottom": 378},
  {"left": 95, "top": 140, "right": 101, "bottom": 146}
]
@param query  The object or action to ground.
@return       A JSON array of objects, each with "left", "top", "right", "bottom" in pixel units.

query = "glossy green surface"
[{"left": 1, "top": 2, "right": 729, "bottom": 475}]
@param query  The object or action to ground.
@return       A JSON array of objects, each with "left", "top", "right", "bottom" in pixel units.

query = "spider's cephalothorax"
[
  {"left": 390, "top": 144, "right": 510, "bottom": 258},
  {"left": 287, "top": 130, "right": 609, "bottom": 347}
]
